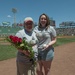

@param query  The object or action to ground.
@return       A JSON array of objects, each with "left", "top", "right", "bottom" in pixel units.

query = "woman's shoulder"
[
  {"left": 47, "top": 25, "right": 55, "bottom": 32},
  {"left": 49, "top": 26, "right": 54, "bottom": 28},
  {"left": 48, "top": 26, "right": 55, "bottom": 30},
  {"left": 34, "top": 26, "right": 38, "bottom": 30},
  {"left": 33, "top": 26, "right": 39, "bottom": 32}
]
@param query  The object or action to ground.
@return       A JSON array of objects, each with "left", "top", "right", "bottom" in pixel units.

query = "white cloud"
[{"left": 7, "top": 15, "right": 11, "bottom": 18}]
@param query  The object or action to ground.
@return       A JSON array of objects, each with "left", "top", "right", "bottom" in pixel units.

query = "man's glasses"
[{"left": 25, "top": 21, "right": 33, "bottom": 25}]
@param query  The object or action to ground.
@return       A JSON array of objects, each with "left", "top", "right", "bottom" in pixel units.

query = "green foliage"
[{"left": 18, "top": 38, "right": 34, "bottom": 59}]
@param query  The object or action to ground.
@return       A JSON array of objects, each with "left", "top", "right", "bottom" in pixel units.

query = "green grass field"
[
  {"left": 54, "top": 36, "right": 75, "bottom": 47},
  {"left": 0, "top": 36, "right": 75, "bottom": 61},
  {"left": 0, "top": 45, "right": 17, "bottom": 61}
]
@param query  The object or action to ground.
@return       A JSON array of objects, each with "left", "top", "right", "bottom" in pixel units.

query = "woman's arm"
[
  {"left": 43, "top": 37, "right": 57, "bottom": 49},
  {"left": 47, "top": 37, "right": 57, "bottom": 46}
]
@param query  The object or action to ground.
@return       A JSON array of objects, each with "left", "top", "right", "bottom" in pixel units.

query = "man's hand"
[{"left": 18, "top": 49, "right": 30, "bottom": 57}]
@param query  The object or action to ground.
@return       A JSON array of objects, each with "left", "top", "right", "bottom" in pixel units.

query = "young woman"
[
  {"left": 15, "top": 17, "right": 38, "bottom": 75},
  {"left": 34, "top": 13, "right": 57, "bottom": 75}
]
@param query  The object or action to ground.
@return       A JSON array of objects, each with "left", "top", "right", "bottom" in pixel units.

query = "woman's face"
[
  {"left": 24, "top": 21, "right": 33, "bottom": 31},
  {"left": 40, "top": 15, "right": 47, "bottom": 27}
]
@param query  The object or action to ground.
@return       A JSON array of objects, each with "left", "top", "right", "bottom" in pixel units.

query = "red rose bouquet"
[{"left": 6, "top": 35, "right": 34, "bottom": 59}]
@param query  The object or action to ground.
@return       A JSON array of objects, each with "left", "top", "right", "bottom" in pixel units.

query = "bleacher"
[
  {"left": 0, "top": 25, "right": 75, "bottom": 37},
  {"left": 56, "top": 28, "right": 75, "bottom": 36}
]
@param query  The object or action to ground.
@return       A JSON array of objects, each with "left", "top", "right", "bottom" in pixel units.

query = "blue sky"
[{"left": 0, "top": 0, "right": 75, "bottom": 28}]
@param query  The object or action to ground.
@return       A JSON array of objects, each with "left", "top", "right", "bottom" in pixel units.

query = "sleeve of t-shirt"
[
  {"left": 33, "top": 31, "right": 38, "bottom": 42},
  {"left": 15, "top": 30, "right": 23, "bottom": 38},
  {"left": 51, "top": 26, "right": 57, "bottom": 37},
  {"left": 33, "top": 26, "right": 38, "bottom": 33}
]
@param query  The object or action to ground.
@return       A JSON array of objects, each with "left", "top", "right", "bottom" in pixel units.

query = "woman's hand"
[{"left": 43, "top": 44, "right": 49, "bottom": 50}]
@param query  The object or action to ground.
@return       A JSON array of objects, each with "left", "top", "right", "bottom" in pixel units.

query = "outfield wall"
[
  {"left": 0, "top": 26, "right": 75, "bottom": 37},
  {"left": 0, "top": 26, "right": 21, "bottom": 37}
]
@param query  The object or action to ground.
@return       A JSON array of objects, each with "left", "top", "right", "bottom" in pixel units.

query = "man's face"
[{"left": 24, "top": 21, "right": 33, "bottom": 31}]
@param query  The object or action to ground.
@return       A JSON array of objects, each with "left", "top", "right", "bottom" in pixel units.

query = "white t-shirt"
[
  {"left": 16, "top": 29, "right": 38, "bottom": 63},
  {"left": 34, "top": 26, "right": 56, "bottom": 50}
]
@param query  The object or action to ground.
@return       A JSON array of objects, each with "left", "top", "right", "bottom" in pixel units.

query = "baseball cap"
[{"left": 24, "top": 17, "right": 33, "bottom": 23}]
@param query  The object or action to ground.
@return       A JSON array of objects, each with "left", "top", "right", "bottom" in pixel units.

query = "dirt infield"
[{"left": 0, "top": 42, "right": 75, "bottom": 75}]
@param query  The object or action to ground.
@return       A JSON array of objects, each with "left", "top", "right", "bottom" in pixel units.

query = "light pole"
[{"left": 12, "top": 8, "right": 17, "bottom": 27}]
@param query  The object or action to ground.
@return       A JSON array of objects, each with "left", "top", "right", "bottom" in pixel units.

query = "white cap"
[{"left": 24, "top": 17, "right": 33, "bottom": 23}]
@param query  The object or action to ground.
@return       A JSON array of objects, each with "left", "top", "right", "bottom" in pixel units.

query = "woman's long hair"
[{"left": 38, "top": 13, "right": 50, "bottom": 30}]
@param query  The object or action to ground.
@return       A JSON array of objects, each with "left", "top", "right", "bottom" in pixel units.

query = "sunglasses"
[{"left": 25, "top": 21, "right": 33, "bottom": 25}]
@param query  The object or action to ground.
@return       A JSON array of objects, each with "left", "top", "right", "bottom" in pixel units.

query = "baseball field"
[{"left": 0, "top": 36, "right": 75, "bottom": 75}]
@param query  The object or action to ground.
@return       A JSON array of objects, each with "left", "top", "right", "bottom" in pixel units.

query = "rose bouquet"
[{"left": 6, "top": 35, "right": 35, "bottom": 59}]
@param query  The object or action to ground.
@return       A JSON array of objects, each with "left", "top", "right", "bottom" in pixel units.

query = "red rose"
[
  {"left": 18, "top": 38, "right": 22, "bottom": 43},
  {"left": 6, "top": 35, "right": 34, "bottom": 59},
  {"left": 9, "top": 35, "right": 14, "bottom": 40},
  {"left": 12, "top": 36, "right": 19, "bottom": 43}
]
